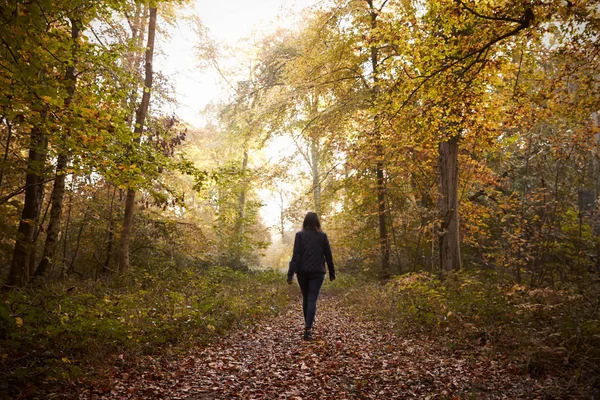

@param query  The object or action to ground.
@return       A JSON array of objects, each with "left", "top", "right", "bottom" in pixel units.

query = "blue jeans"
[{"left": 296, "top": 273, "right": 325, "bottom": 330}]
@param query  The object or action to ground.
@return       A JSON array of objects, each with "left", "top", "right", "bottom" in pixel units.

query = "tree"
[
  {"left": 35, "top": 17, "right": 81, "bottom": 277},
  {"left": 3, "top": 1, "right": 76, "bottom": 286},
  {"left": 117, "top": 5, "right": 157, "bottom": 272}
]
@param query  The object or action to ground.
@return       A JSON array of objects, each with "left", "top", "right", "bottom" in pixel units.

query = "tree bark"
[
  {"left": 104, "top": 185, "right": 117, "bottom": 273},
  {"left": 310, "top": 138, "right": 321, "bottom": 215},
  {"left": 368, "top": 0, "right": 390, "bottom": 279},
  {"left": 438, "top": 136, "right": 461, "bottom": 271},
  {"left": 124, "top": 2, "right": 147, "bottom": 128},
  {"left": 376, "top": 145, "right": 390, "bottom": 278},
  {"left": 590, "top": 112, "right": 600, "bottom": 272},
  {"left": 234, "top": 147, "right": 249, "bottom": 266},
  {"left": 278, "top": 186, "right": 285, "bottom": 237},
  {"left": 0, "top": 117, "right": 12, "bottom": 188},
  {"left": 35, "top": 19, "right": 80, "bottom": 278},
  {"left": 69, "top": 203, "right": 90, "bottom": 275},
  {"left": 29, "top": 192, "right": 51, "bottom": 278},
  {"left": 6, "top": 120, "right": 48, "bottom": 287},
  {"left": 118, "top": 6, "right": 157, "bottom": 273}
]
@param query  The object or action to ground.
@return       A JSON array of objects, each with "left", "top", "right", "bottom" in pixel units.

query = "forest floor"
[{"left": 78, "top": 294, "right": 579, "bottom": 400}]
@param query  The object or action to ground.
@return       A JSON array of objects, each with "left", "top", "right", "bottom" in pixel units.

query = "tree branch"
[
  {"left": 456, "top": 0, "right": 523, "bottom": 24},
  {"left": 0, "top": 177, "right": 62, "bottom": 206},
  {"left": 391, "top": 5, "right": 535, "bottom": 116}
]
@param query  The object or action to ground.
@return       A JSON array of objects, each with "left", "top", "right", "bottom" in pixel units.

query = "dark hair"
[{"left": 302, "top": 212, "right": 322, "bottom": 231}]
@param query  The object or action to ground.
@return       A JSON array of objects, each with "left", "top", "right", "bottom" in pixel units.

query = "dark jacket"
[{"left": 287, "top": 229, "right": 335, "bottom": 279}]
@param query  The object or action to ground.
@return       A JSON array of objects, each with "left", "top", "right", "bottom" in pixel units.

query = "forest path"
[{"left": 85, "top": 294, "right": 550, "bottom": 399}]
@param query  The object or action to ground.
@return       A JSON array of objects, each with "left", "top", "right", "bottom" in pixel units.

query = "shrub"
[
  {"left": 0, "top": 266, "right": 293, "bottom": 398},
  {"left": 339, "top": 270, "right": 600, "bottom": 394}
]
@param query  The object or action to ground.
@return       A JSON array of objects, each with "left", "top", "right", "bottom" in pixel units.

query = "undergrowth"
[
  {"left": 0, "top": 265, "right": 293, "bottom": 398},
  {"left": 332, "top": 270, "right": 600, "bottom": 396}
]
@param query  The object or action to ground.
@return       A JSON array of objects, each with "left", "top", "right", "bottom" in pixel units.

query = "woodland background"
[{"left": 0, "top": 0, "right": 599, "bottom": 397}]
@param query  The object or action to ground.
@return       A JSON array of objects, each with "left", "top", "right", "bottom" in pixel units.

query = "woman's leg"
[
  {"left": 296, "top": 274, "right": 310, "bottom": 325},
  {"left": 304, "top": 274, "right": 325, "bottom": 330}
]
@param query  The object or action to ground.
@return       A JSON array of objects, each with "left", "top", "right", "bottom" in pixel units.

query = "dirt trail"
[{"left": 82, "top": 295, "right": 561, "bottom": 399}]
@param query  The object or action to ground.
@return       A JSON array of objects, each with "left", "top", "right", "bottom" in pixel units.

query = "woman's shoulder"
[{"left": 298, "top": 229, "right": 327, "bottom": 237}]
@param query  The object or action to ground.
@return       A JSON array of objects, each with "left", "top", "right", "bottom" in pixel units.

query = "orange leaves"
[
  {"left": 117, "top": 164, "right": 137, "bottom": 171},
  {"left": 96, "top": 293, "right": 565, "bottom": 399}
]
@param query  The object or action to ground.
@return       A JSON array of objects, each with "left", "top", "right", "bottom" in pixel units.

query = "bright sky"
[{"left": 159, "top": 0, "right": 319, "bottom": 126}]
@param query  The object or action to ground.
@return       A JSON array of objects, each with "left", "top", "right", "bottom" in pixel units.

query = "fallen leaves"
[{"left": 80, "top": 295, "right": 579, "bottom": 399}]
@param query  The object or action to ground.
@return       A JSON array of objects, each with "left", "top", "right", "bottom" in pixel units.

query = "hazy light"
[
  {"left": 158, "top": 0, "right": 319, "bottom": 126},
  {"left": 156, "top": 0, "right": 322, "bottom": 241}
]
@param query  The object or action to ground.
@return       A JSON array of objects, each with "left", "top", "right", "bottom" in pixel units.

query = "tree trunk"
[
  {"left": 0, "top": 117, "right": 12, "bottom": 188},
  {"left": 278, "top": 186, "right": 285, "bottom": 237},
  {"left": 60, "top": 188, "right": 73, "bottom": 278},
  {"left": 35, "top": 153, "right": 69, "bottom": 277},
  {"left": 438, "top": 137, "right": 461, "bottom": 272},
  {"left": 376, "top": 150, "right": 390, "bottom": 278},
  {"left": 118, "top": 6, "right": 157, "bottom": 273},
  {"left": 29, "top": 193, "right": 51, "bottom": 278},
  {"left": 35, "top": 19, "right": 80, "bottom": 277},
  {"left": 6, "top": 121, "right": 48, "bottom": 287},
  {"left": 234, "top": 148, "right": 249, "bottom": 266},
  {"left": 590, "top": 111, "right": 600, "bottom": 272},
  {"left": 368, "top": 0, "right": 390, "bottom": 279},
  {"left": 310, "top": 138, "right": 321, "bottom": 215},
  {"left": 69, "top": 204, "right": 90, "bottom": 275},
  {"left": 118, "top": 188, "right": 136, "bottom": 272},
  {"left": 125, "top": 2, "right": 147, "bottom": 128},
  {"left": 104, "top": 185, "right": 117, "bottom": 273}
]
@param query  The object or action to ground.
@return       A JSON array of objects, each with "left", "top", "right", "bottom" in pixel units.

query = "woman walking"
[{"left": 287, "top": 212, "right": 336, "bottom": 340}]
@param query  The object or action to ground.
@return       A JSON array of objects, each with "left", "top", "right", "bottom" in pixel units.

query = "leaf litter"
[{"left": 80, "top": 294, "right": 576, "bottom": 399}]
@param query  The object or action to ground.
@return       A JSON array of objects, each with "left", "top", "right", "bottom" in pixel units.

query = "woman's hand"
[
  {"left": 287, "top": 276, "right": 293, "bottom": 285},
  {"left": 330, "top": 275, "right": 336, "bottom": 282}
]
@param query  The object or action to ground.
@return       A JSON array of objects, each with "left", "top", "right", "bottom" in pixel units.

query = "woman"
[{"left": 287, "top": 212, "right": 336, "bottom": 340}]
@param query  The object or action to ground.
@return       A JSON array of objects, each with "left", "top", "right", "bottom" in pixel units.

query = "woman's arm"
[
  {"left": 287, "top": 232, "right": 302, "bottom": 282},
  {"left": 324, "top": 234, "right": 335, "bottom": 281}
]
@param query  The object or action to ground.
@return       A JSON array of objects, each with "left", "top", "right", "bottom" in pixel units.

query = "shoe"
[{"left": 303, "top": 328, "right": 313, "bottom": 341}]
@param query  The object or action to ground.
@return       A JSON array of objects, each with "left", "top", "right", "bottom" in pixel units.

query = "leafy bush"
[
  {"left": 0, "top": 266, "right": 293, "bottom": 398},
  {"left": 338, "top": 270, "right": 600, "bottom": 394}
]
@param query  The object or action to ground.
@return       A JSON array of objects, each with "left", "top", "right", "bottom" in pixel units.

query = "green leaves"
[{"left": 0, "top": 266, "right": 292, "bottom": 397}]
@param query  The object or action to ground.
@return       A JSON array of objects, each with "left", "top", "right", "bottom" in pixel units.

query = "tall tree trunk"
[
  {"left": 104, "top": 185, "right": 117, "bottom": 273},
  {"left": 125, "top": 2, "right": 147, "bottom": 128},
  {"left": 29, "top": 193, "right": 51, "bottom": 277},
  {"left": 118, "top": 6, "right": 157, "bottom": 273},
  {"left": 234, "top": 147, "right": 249, "bottom": 266},
  {"left": 35, "top": 19, "right": 80, "bottom": 277},
  {"left": 590, "top": 111, "right": 600, "bottom": 272},
  {"left": 376, "top": 146, "right": 390, "bottom": 278},
  {"left": 310, "top": 138, "right": 321, "bottom": 215},
  {"left": 0, "top": 117, "right": 12, "bottom": 188},
  {"left": 118, "top": 190, "right": 137, "bottom": 273},
  {"left": 69, "top": 203, "right": 90, "bottom": 275},
  {"left": 60, "top": 188, "right": 73, "bottom": 278},
  {"left": 438, "top": 136, "right": 461, "bottom": 271},
  {"left": 368, "top": 0, "right": 390, "bottom": 279},
  {"left": 6, "top": 119, "right": 48, "bottom": 287},
  {"left": 278, "top": 186, "right": 285, "bottom": 238}
]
